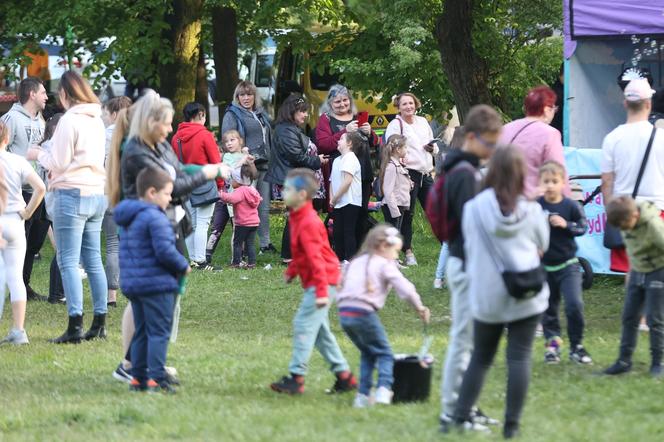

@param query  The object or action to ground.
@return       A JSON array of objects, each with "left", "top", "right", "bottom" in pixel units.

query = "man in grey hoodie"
[{"left": 0, "top": 77, "right": 48, "bottom": 301}]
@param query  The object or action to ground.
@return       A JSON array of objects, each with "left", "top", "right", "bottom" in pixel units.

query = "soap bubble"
[
  {"left": 645, "top": 37, "right": 651, "bottom": 44},
  {"left": 631, "top": 35, "right": 640, "bottom": 44},
  {"left": 651, "top": 40, "right": 658, "bottom": 48},
  {"left": 645, "top": 49, "right": 652, "bottom": 56},
  {"left": 636, "top": 54, "right": 643, "bottom": 61},
  {"left": 632, "top": 58, "right": 638, "bottom": 66}
]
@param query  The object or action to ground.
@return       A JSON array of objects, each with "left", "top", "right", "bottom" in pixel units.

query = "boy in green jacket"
[{"left": 603, "top": 196, "right": 664, "bottom": 377}]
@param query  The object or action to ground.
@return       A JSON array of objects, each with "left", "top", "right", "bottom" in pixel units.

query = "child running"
[
  {"left": 206, "top": 130, "right": 249, "bottom": 263},
  {"left": 271, "top": 168, "right": 357, "bottom": 395},
  {"left": 337, "top": 224, "right": 430, "bottom": 408},
  {"left": 330, "top": 131, "right": 364, "bottom": 264},
  {"left": 114, "top": 167, "right": 190, "bottom": 393},
  {"left": 603, "top": 196, "right": 664, "bottom": 377},
  {"left": 537, "top": 161, "right": 592, "bottom": 365},
  {"left": 219, "top": 163, "right": 262, "bottom": 268},
  {"left": 378, "top": 134, "right": 411, "bottom": 232}
]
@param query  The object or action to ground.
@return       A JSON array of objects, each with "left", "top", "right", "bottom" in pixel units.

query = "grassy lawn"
[{"left": 1, "top": 210, "right": 663, "bottom": 441}]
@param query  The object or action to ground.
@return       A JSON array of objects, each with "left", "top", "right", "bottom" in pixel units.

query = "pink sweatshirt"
[
  {"left": 38, "top": 103, "right": 106, "bottom": 196},
  {"left": 336, "top": 254, "right": 424, "bottom": 312},
  {"left": 499, "top": 118, "right": 569, "bottom": 199},
  {"left": 382, "top": 159, "right": 411, "bottom": 218},
  {"left": 218, "top": 185, "right": 262, "bottom": 226}
]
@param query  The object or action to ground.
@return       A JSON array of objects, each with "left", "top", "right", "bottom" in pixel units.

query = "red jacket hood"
[
  {"left": 237, "top": 185, "right": 262, "bottom": 208},
  {"left": 174, "top": 122, "right": 210, "bottom": 143}
]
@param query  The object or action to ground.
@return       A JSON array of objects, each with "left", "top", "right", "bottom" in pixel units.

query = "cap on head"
[{"left": 624, "top": 79, "right": 656, "bottom": 102}]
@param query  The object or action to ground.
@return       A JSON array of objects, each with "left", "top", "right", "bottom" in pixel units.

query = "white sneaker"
[
  {"left": 352, "top": 393, "right": 371, "bottom": 408},
  {"left": 79, "top": 266, "right": 88, "bottom": 280},
  {"left": 639, "top": 322, "right": 650, "bottom": 332},
  {"left": 0, "top": 328, "right": 29, "bottom": 345},
  {"left": 434, "top": 278, "right": 445, "bottom": 289},
  {"left": 457, "top": 420, "right": 491, "bottom": 433},
  {"left": 405, "top": 253, "right": 418, "bottom": 266},
  {"left": 374, "top": 386, "right": 393, "bottom": 405}
]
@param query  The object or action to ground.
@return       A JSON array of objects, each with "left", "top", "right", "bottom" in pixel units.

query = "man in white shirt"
[{"left": 601, "top": 79, "right": 664, "bottom": 272}]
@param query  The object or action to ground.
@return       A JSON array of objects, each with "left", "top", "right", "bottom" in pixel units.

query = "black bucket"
[{"left": 392, "top": 354, "right": 434, "bottom": 403}]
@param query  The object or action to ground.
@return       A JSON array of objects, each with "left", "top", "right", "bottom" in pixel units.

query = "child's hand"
[
  {"left": 418, "top": 306, "right": 430, "bottom": 324},
  {"left": 549, "top": 215, "right": 567, "bottom": 229},
  {"left": 315, "top": 297, "right": 329, "bottom": 309},
  {"left": 241, "top": 147, "right": 250, "bottom": 155}
]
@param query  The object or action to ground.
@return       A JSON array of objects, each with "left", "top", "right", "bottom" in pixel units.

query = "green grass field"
[{"left": 1, "top": 211, "right": 663, "bottom": 441}]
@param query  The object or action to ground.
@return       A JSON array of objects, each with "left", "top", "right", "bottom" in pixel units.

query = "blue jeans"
[
  {"left": 46, "top": 189, "right": 108, "bottom": 316},
  {"left": 130, "top": 293, "right": 176, "bottom": 382},
  {"left": 435, "top": 242, "right": 449, "bottom": 280},
  {"left": 288, "top": 287, "right": 350, "bottom": 376},
  {"left": 340, "top": 312, "right": 394, "bottom": 395}
]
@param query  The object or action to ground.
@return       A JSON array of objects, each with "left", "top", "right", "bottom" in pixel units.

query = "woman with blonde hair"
[{"left": 28, "top": 71, "right": 108, "bottom": 344}]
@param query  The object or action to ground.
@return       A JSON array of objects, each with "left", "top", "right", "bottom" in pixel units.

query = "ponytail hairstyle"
[
  {"left": 483, "top": 145, "right": 526, "bottom": 214},
  {"left": 41, "top": 113, "right": 64, "bottom": 145},
  {"left": 107, "top": 106, "right": 133, "bottom": 207},
  {"left": 356, "top": 224, "right": 403, "bottom": 293},
  {"left": 379, "top": 134, "right": 407, "bottom": 194}
]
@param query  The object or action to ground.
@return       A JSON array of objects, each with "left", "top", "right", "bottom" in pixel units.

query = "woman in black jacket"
[{"left": 266, "top": 94, "right": 327, "bottom": 261}]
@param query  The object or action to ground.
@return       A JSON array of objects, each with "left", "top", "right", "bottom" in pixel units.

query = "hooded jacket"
[
  {"left": 0, "top": 103, "right": 44, "bottom": 157},
  {"left": 221, "top": 104, "right": 273, "bottom": 170},
  {"left": 171, "top": 122, "right": 222, "bottom": 189},
  {"left": 114, "top": 199, "right": 189, "bottom": 297},
  {"left": 37, "top": 103, "right": 105, "bottom": 195},
  {"left": 443, "top": 149, "right": 482, "bottom": 260},
  {"left": 622, "top": 201, "right": 664, "bottom": 273},
  {"left": 218, "top": 185, "right": 262, "bottom": 226},
  {"left": 462, "top": 188, "right": 550, "bottom": 324}
]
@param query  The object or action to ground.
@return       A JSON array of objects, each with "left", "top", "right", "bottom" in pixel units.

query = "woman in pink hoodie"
[{"left": 219, "top": 163, "right": 262, "bottom": 268}]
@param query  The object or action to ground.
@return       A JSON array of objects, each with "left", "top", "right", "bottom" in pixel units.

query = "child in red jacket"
[
  {"left": 218, "top": 163, "right": 261, "bottom": 268},
  {"left": 270, "top": 168, "right": 357, "bottom": 395}
]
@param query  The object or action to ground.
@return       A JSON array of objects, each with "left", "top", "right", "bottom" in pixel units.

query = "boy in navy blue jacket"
[
  {"left": 114, "top": 167, "right": 190, "bottom": 393},
  {"left": 537, "top": 161, "right": 591, "bottom": 365}
]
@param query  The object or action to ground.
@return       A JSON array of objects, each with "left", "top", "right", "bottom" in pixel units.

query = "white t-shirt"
[
  {"left": 0, "top": 150, "right": 34, "bottom": 213},
  {"left": 384, "top": 115, "right": 437, "bottom": 174},
  {"left": 601, "top": 120, "right": 664, "bottom": 210},
  {"left": 330, "top": 151, "right": 362, "bottom": 209}
]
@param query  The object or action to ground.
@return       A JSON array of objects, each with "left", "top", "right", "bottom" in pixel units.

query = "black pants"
[
  {"left": 618, "top": 269, "right": 664, "bottom": 364},
  {"left": 281, "top": 216, "right": 292, "bottom": 260},
  {"left": 381, "top": 205, "right": 407, "bottom": 233},
  {"left": 22, "top": 193, "right": 51, "bottom": 289},
  {"left": 206, "top": 201, "right": 232, "bottom": 262},
  {"left": 49, "top": 256, "right": 64, "bottom": 300},
  {"left": 403, "top": 170, "right": 433, "bottom": 251},
  {"left": 333, "top": 204, "right": 361, "bottom": 262},
  {"left": 455, "top": 314, "right": 540, "bottom": 428},
  {"left": 542, "top": 263, "right": 585, "bottom": 348},
  {"left": 233, "top": 226, "right": 257, "bottom": 265}
]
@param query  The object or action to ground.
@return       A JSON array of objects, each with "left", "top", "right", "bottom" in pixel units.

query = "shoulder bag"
[
  {"left": 474, "top": 204, "right": 547, "bottom": 300},
  {"left": 603, "top": 126, "right": 657, "bottom": 249},
  {"left": 176, "top": 138, "right": 218, "bottom": 208}
]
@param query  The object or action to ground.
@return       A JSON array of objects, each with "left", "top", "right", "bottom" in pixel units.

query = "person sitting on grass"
[
  {"left": 603, "top": 196, "right": 664, "bottom": 377},
  {"left": 270, "top": 168, "right": 357, "bottom": 395},
  {"left": 218, "top": 163, "right": 262, "bottom": 269},
  {"left": 337, "top": 224, "right": 430, "bottom": 408},
  {"left": 114, "top": 167, "right": 191, "bottom": 393},
  {"left": 536, "top": 161, "right": 592, "bottom": 365}
]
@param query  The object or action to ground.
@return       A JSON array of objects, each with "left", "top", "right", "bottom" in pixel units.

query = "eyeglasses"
[{"left": 474, "top": 133, "right": 497, "bottom": 149}]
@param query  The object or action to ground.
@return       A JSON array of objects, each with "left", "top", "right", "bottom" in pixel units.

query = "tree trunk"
[
  {"left": 211, "top": 5, "right": 239, "bottom": 113},
  {"left": 195, "top": 40, "right": 210, "bottom": 127},
  {"left": 434, "top": 0, "right": 494, "bottom": 122},
  {"left": 160, "top": 0, "right": 204, "bottom": 129}
]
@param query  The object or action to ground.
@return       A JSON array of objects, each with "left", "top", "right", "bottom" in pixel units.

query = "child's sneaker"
[
  {"left": 405, "top": 251, "right": 418, "bottom": 266},
  {"left": 650, "top": 363, "right": 663, "bottom": 378},
  {"left": 0, "top": 328, "right": 29, "bottom": 345},
  {"left": 270, "top": 374, "right": 304, "bottom": 395},
  {"left": 326, "top": 371, "right": 357, "bottom": 393},
  {"left": 146, "top": 378, "right": 177, "bottom": 394},
  {"left": 570, "top": 345, "right": 593, "bottom": 365},
  {"left": 433, "top": 278, "right": 445, "bottom": 289},
  {"left": 470, "top": 407, "right": 500, "bottom": 426},
  {"left": 544, "top": 337, "right": 562, "bottom": 364},
  {"left": 352, "top": 393, "right": 371, "bottom": 408},
  {"left": 129, "top": 378, "right": 145, "bottom": 392},
  {"left": 453, "top": 419, "right": 491, "bottom": 434},
  {"left": 603, "top": 360, "right": 632, "bottom": 375},
  {"left": 374, "top": 386, "right": 393, "bottom": 405}
]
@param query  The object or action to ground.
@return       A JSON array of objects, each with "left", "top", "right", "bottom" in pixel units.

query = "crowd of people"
[{"left": 2, "top": 69, "right": 664, "bottom": 439}]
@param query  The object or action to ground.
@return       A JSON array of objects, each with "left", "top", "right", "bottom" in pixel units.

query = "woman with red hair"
[{"left": 499, "top": 86, "right": 568, "bottom": 199}]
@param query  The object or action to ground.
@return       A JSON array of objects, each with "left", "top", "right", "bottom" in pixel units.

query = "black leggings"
[
  {"left": 333, "top": 204, "right": 360, "bottom": 262},
  {"left": 22, "top": 196, "right": 51, "bottom": 288},
  {"left": 233, "top": 226, "right": 257, "bottom": 265},
  {"left": 403, "top": 170, "right": 432, "bottom": 252},
  {"left": 455, "top": 314, "right": 540, "bottom": 428}
]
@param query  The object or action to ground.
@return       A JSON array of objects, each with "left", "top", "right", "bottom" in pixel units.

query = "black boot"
[
  {"left": 50, "top": 315, "right": 84, "bottom": 344},
  {"left": 84, "top": 314, "right": 107, "bottom": 341}
]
